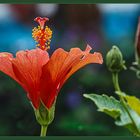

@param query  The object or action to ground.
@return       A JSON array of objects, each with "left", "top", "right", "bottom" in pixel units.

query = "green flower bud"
[{"left": 106, "top": 46, "right": 126, "bottom": 73}]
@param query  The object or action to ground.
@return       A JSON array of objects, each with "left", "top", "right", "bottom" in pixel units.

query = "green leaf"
[
  {"left": 84, "top": 94, "right": 121, "bottom": 119},
  {"left": 83, "top": 94, "right": 140, "bottom": 135},
  {"left": 124, "top": 95, "right": 140, "bottom": 116},
  {"left": 84, "top": 94, "right": 131, "bottom": 124},
  {"left": 124, "top": 104, "right": 140, "bottom": 136}
]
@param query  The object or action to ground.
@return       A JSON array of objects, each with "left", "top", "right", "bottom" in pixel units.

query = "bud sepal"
[
  {"left": 130, "top": 62, "right": 140, "bottom": 79},
  {"left": 34, "top": 100, "right": 55, "bottom": 126},
  {"left": 32, "top": 100, "right": 56, "bottom": 136}
]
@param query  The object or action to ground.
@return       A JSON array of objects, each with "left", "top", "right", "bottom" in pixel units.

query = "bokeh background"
[{"left": 0, "top": 4, "right": 140, "bottom": 136}]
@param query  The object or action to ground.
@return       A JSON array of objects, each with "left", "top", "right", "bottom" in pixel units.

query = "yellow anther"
[{"left": 0, "top": 54, "right": 7, "bottom": 57}]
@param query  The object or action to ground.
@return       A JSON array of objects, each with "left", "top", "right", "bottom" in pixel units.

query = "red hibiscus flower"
[
  {"left": 0, "top": 17, "right": 103, "bottom": 136},
  {"left": 0, "top": 45, "right": 103, "bottom": 109}
]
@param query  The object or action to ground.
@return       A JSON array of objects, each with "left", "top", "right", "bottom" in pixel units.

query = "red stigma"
[{"left": 34, "top": 17, "right": 49, "bottom": 30}]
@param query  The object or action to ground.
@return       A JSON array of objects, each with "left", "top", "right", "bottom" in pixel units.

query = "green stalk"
[
  {"left": 112, "top": 72, "right": 121, "bottom": 92},
  {"left": 40, "top": 125, "right": 48, "bottom": 137},
  {"left": 112, "top": 72, "right": 140, "bottom": 135}
]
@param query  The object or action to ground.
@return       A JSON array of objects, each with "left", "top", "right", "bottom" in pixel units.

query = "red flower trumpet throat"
[{"left": 0, "top": 17, "right": 103, "bottom": 110}]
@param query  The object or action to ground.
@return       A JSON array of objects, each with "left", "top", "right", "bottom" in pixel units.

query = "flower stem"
[
  {"left": 40, "top": 125, "right": 48, "bottom": 137},
  {"left": 112, "top": 72, "right": 121, "bottom": 92},
  {"left": 112, "top": 72, "right": 140, "bottom": 135}
]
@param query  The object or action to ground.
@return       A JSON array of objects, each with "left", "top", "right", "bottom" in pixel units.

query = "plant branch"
[{"left": 112, "top": 72, "right": 140, "bottom": 135}]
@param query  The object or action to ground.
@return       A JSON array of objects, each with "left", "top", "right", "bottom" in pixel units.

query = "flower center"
[{"left": 32, "top": 17, "right": 52, "bottom": 51}]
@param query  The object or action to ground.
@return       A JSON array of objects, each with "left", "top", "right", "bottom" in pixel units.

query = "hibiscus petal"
[
  {"left": 0, "top": 52, "right": 19, "bottom": 83},
  {"left": 40, "top": 45, "right": 103, "bottom": 108},
  {"left": 12, "top": 48, "right": 49, "bottom": 108},
  {"left": 57, "top": 45, "right": 103, "bottom": 84},
  {"left": 40, "top": 48, "right": 68, "bottom": 108},
  {"left": 61, "top": 45, "right": 103, "bottom": 86},
  {"left": 40, "top": 47, "right": 90, "bottom": 108}
]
